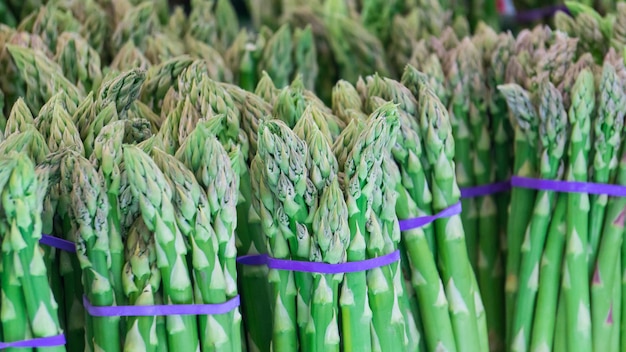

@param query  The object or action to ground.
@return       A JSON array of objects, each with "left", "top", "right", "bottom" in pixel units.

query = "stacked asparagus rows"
[
  {"left": 245, "top": 68, "right": 488, "bottom": 350},
  {"left": 2, "top": 77, "right": 245, "bottom": 352},
  {"left": 495, "top": 44, "right": 626, "bottom": 352},
  {"left": 4, "top": 1, "right": 626, "bottom": 352}
]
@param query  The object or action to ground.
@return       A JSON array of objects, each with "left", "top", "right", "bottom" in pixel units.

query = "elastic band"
[
  {"left": 83, "top": 295, "right": 240, "bottom": 317},
  {"left": 460, "top": 181, "right": 512, "bottom": 198},
  {"left": 398, "top": 202, "right": 462, "bottom": 231},
  {"left": 237, "top": 250, "right": 401, "bottom": 274},
  {"left": 511, "top": 176, "right": 626, "bottom": 197},
  {"left": 0, "top": 334, "right": 66, "bottom": 349},
  {"left": 39, "top": 234, "right": 76, "bottom": 253}
]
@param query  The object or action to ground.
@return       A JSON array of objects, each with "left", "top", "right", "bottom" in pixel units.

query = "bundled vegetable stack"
[
  {"left": 4, "top": 0, "right": 626, "bottom": 352},
  {"left": 0, "top": 152, "right": 67, "bottom": 351},
  {"left": 494, "top": 31, "right": 626, "bottom": 352}
]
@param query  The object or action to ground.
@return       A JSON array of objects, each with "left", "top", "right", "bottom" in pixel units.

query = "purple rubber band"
[
  {"left": 0, "top": 334, "right": 66, "bottom": 349},
  {"left": 511, "top": 176, "right": 626, "bottom": 196},
  {"left": 515, "top": 4, "right": 569, "bottom": 22},
  {"left": 237, "top": 254, "right": 268, "bottom": 266},
  {"left": 237, "top": 250, "right": 401, "bottom": 274},
  {"left": 398, "top": 202, "right": 462, "bottom": 231},
  {"left": 83, "top": 295, "right": 240, "bottom": 317},
  {"left": 39, "top": 234, "right": 76, "bottom": 253},
  {"left": 460, "top": 181, "right": 512, "bottom": 198}
]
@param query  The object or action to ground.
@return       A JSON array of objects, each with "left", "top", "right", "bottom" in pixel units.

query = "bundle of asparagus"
[{"left": 0, "top": 152, "right": 67, "bottom": 351}]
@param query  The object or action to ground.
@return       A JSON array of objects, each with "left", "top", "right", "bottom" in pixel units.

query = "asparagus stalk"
[
  {"left": 6, "top": 44, "right": 83, "bottom": 113},
  {"left": 122, "top": 217, "right": 161, "bottom": 352},
  {"left": 486, "top": 35, "right": 515, "bottom": 349},
  {"left": 497, "top": 83, "right": 540, "bottom": 344},
  {"left": 258, "top": 24, "right": 293, "bottom": 89},
  {"left": 54, "top": 31, "right": 103, "bottom": 94},
  {"left": 293, "top": 26, "right": 318, "bottom": 92},
  {"left": 446, "top": 40, "right": 479, "bottom": 272},
  {"left": 419, "top": 87, "right": 485, "bottom": 352},
  {"left": 563, "top": 69, "right": 595, "bottom": 352},
  {"left": 307, "top": 179, "right": 348, "bottom": 352},
  {"left": 529, "top": 195, "right": 568, "bottom": 351},
  {"left": 588, "top": 61, "right": 626, "bottom": 270},
  {"left": 91, "top": 121, "right": 128, "bottom": 309},
  {"left": 511, "top": 80, "right": 568, "bottom": 352},
  {"left": 591, "top": 72, "right": 626, "bottom": 351},
  {"left": 4, "top": 97, "right": 35, "bottom": 136},
  {"left": 69, "top": 153, "right": 120, "bottom": 352}
]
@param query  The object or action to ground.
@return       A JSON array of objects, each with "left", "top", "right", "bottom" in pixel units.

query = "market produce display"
[{"left": 1, "top": 0, "right": 626, "bottom": 352}]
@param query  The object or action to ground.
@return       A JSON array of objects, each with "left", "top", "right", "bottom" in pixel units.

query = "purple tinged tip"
[{"left": 607, "top": 304, "right": 614, "bottom": 324}]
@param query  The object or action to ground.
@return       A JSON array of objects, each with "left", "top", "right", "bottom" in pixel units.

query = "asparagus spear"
[
  {"left": 0, "top": 126, "right": 49, "bottom": 164},
  {"left": 110, "top": 41, "right": 151, "bottom": 73},
  {"left": 510, "top": 80, "right": 567, "bottom": 352},
  {"left": 4, "top": 97, "right": 34, "bottom": 136},
  {"left": 110, "top": 2, "right": 159, "bottom": 54},
  {"left": 95, "top": 68, "right": 146, "bottom": 120},
  {"left": 563, "top": 69, "right": 595, "bottom": 352},
  {"left": 309, "top": 179, "right": 348, "bottom": 352},
  {"left": 331, "top": 80, "right": 363, "bottom": 125},
  {"left": 54, "top": 31, "right": 103, "bottom": 94},
  {"left": 591, "top": 65, "right": 626, "bottom": 352},
  {"left": 497, "top": 83, "right": 539, "bottom": 345},
  {"left": 175, "top": 119, "right": 241, "bottom": 309},
  {"left": 446, "top": 40, "right": 479, "bottom": 272},
  {"left": 292, "top": 106, "right": 336, "bottom": 351},
  {"left": 91, "top": 121, "right": 130, "bottom": 310},
  {"left": 255, "top": 71, "right": 281, "bottom": 105},
  {"left": 486, "top": 35, "right": 515, "bottom": 349},
  {"left": 122, "top": 217, "right": 161, "bottom": 352},
  {"left": 293, "top": 26, "right": 318, "bottom": 92},
  {"left": 258, "top": 24, "right": 293, "bottom": 89},
  {"left": 0, "top": 157, "right": 33, "bottom": 352},
  {"left": 68, "top": 153, "right": 120, "bottom": 352},
  {"left": 420, "top": 87, "right": 485, "bottom": 352},
  {"left": 529, "top": 195, "right": 568, "bottom": 351},
  {"left": 123, "top": 145, "right": 200, "bottom": 352},
  {"left": 6, "top": 44, "right": 82, "bottom": 113},
  {"left": 588, "top": 62, "right": 626, "bottom": 269},
  {"left": 139, "top": 55, "right": 194, "bottom": 114}
]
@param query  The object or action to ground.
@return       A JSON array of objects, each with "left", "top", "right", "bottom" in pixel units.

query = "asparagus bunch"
[{"left": 0, "top": 152, "right": 66, "bottom": 352}]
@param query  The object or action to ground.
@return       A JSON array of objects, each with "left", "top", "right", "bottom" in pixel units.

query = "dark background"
[{"left": 170, "top": 0, "right": 250, "bottom": 17}]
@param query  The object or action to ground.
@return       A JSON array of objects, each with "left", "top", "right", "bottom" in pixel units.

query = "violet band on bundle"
[
  {"left": 82, "top": 295, "right": 241, "bottom": 317},
  {"left": 39, "top": 234, "right": 76, "bottom": 253},
  {"left": 0, "top": 334, "right": 66, "bottom": 349},
  {"left": 511, "top": 176, "right": 626, "bottom": 196},
  {"left": 398, "top": 202, "right": 462, "bottom": 231},
  {"left": 237, "top": 250, "right": 400, "bottom": 274},
  {"left": 460, "top": 181, "right": 512, "bottom": 198}
]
